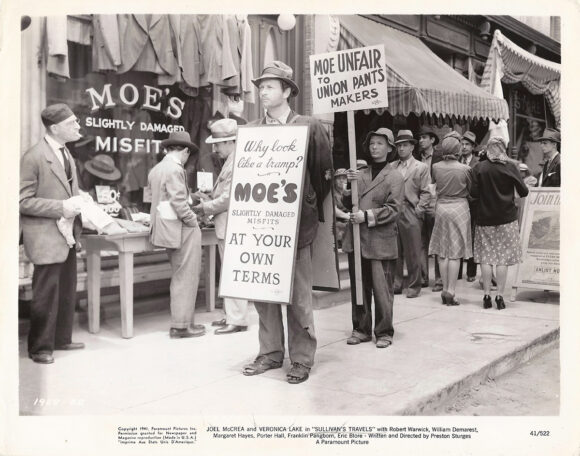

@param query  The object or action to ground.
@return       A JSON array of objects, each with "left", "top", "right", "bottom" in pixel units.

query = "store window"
[{"left": 46, "top": 43, "right": 212, "bottom": 214}]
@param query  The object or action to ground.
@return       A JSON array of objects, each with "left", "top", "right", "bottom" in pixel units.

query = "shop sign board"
[
  {"left": 309, "top": 44, "right": 388, "bottom": 114},
  {"left": 219, "top": 125, "right": 309, "bottom": 304},
  {"left": 514, "top": 188, "right": 560, "bottom": 292}
]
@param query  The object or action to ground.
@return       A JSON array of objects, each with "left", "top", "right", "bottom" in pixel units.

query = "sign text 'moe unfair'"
[{"left": 310, "top": 44, "right": 388, "bottom": 114}]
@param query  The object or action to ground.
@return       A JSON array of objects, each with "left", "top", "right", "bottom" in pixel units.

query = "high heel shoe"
[
  {"left": 441, "top": 291, "right": 459, "bottom": 306},
  {"left": 495, "top": 295, "right": 506, "bottom": 310},
  {"left": 483, "top": 295, "right": 492, "bottom": 309}
]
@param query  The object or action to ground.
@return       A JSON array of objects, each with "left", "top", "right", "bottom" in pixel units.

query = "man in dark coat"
[
  {"left": 537, "top": 128, "right": 561, "bottom": 187},
  {"left": 242, "top": 61, "right": 333, "bottom": 384}
]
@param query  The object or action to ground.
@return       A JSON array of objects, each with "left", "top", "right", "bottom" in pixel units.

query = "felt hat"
[
  {"left": 334, "top": 168, "right": 347, "bottom": 177},
  {"left": 161, "top": 131, "right": 198, "bottom": 152},
  {"left": 364, "top": 127, "right": 395, "bottom": 149},
  {"left": 418, "top": 126, "right": 440, "bottom": 145},
  {"left": 394, "top": 129, "right": 417, "bottom": 144},
  {"left": 206, "top": 118, "right": 238, "bottom": 144},
  {"left": 537, "top": 128, "right": 560, "bottom": 143},
  {"left": 252, "top": 61, "right": 300, "bottom": 97},
  {"left": 41, "top": 103, "right": 75, "bottom": 126},
  {"left": 461, "top": 131, "right": 478, "bottom": 145},
  {"left": 84, "top": 154, "right": 121, "bottom": 181}
]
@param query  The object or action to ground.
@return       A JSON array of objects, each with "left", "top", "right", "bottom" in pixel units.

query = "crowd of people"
[{"left": 20, "top": 59, "right": 560, "bottom": 386}]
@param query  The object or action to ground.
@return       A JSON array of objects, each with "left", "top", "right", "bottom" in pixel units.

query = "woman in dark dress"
[{"left": 471, "top": 137, "right": 529, "bottom": 310}]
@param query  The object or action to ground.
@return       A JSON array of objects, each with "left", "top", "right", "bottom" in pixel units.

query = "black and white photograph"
[{"left": 1, "top": 1, "right": 579, "bottom": 455}]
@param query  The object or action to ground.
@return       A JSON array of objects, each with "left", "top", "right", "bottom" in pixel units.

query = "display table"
[{"left": 83, "top": 228, "right": 218, "bottom": 338}]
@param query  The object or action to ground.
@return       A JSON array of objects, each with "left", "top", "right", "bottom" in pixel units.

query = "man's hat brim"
[
  {"left": 160, "top": 139, "right": 199, "bottom": 152},
  {"left": 206, "top": 134, "right": 237, "bottom": 144},
  {"left": 394, "top": 136, "right": 417, "bottom": 144},
  {"left": 418, "top": 130, "right": 440, "bottom": 145},
  {"left": 536, "top": 135, "right": 560, "bottom": 143},
  {"left": 84, "top": 162, "right": 122, "bottom": 181},
  {"left": 252, "top": 74, "right": 300, "bottom": 97}
]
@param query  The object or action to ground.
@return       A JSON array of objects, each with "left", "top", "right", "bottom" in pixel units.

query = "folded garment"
[
  {"left": 57, "top": 216, "right": 76, "bottom": 247},
  {"left": 115, "top": 218, "right": 150, "bottom": 233}
]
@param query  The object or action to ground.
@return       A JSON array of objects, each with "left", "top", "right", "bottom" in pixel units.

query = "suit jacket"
[
  {"left": 249, "top": 111, "right": 333, "bottom": 249},
  {"left": 390, "top": 157, "right": 431, "bottom": 215},
  {"left": 341, "top": 165, "right": 404, "bottom": 260},
  {"left": 92, "top": 15, "right": 122, "bottom": 72},
  {"left": 148, "top": 155, "right": 198, "bottom": 249},
  {"left": 20, "top": 138, "right": 80, "bottom": 265},
  {"left": 540, "top": 153, "right": 561, "bottom": 187},
  {"left": 201, "top": 152, "right": 235, "bottom": 239},
  {"left": 118, "top": 14, "right": 177, "bottom": 75}
]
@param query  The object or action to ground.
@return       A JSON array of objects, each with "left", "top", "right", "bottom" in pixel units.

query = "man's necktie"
[{"left": 60, "top": 147, "right": 72, "bottom": 181}]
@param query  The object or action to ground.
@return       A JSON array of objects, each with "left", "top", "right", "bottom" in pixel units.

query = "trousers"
[
  {"left": 253, "top": 246, "right": 316, "bottom": 367},
  {"left": 394, "top": 203, "right": 423, "bottom": 295},
  {"left": 218, "top": 239, "right": 249, "bottom": 326},
  {"left": 28, "top": 247, "right": 77, "bottom": 354},
  {"left": 166, "top": 225, "right": 202, "bottom": 328},
  {"left": 348, "top": 254, "right": 396, "bottom": 340}
]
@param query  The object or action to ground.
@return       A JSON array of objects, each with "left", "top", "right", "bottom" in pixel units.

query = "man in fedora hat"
[
  {"left": 391, "top": 130, "right": 431, "bottom": 298},
  {"left": 148, "top": 131, "right": 205, "bottom": 339},
  {"left": 193, "top": 118, "right": 249, "bottom": 335},
  {"left": 417, "top": 126, "right": 443, "bottom": 291},
  {"left": 241, "top": 60, "right": 333, "bottom": 384},
  {"left": 20, "top": 103, "right": 86, "bottom": 364},
  {"left": 537, "top": 128, "right": 561, "bottom": 187}
]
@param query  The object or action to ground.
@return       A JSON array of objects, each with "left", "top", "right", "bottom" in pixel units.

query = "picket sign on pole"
[
  {"left": 347, "top": 110, "right": 364, "bottom": 305},
  {"left": 309, "top": 44, "right": 389, "bottom": 307}
]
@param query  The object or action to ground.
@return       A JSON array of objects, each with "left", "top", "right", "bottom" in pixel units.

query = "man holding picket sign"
[{"left": 241, "top": 61, "right": 333, "bottom": 384}]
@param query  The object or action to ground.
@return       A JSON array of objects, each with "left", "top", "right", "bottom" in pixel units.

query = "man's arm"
[
  {"left": 366, "top": 170, "right": 403, "bottom": 228},
  {"left": 416, "top": 163, "right": 431, "bottom": 214},
  {"left": 201, "top": 168, "right": 232, "bottom": 216}
]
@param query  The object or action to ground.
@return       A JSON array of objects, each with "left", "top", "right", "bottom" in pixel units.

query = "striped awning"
[
  {"left": 338, "top": 15, "right": 509, "bottom": 121},
  {"left": 481, "top": 29, "right": 560, "bottom": 127}
]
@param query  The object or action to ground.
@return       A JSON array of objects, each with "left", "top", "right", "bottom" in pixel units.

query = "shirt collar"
[
  {"left": 265, "top": 107, "right": 292, "bottom": 125},
  {"left": 45, "top": 134, "right": 65, "bottom": 154},
  {"left": 167, "top": 153, "right": 184, "bottom": 167},
  {"left": 398, "top": 156, "right": 414, "bottom": 167}
]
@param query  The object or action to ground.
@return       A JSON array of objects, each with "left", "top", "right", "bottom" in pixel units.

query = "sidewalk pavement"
[{"left": 19, "top": 278, "right": 559, "bottom": 416}]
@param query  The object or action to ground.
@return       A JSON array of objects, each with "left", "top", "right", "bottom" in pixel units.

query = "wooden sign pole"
[{"left": 347, "top": 110, "right": 363, "bottom": 306}]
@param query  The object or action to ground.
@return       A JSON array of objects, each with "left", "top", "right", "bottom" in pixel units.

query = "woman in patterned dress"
[
  {"left": 429, "top": 132, "right": 473, "bottom": 306},
  {"left": 470, "top": 137, "right": 529, "bottom": 310}
]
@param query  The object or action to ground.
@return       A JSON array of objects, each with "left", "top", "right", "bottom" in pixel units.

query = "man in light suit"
[
  {"left": 193, "top": 118, "right": 249, "bottom": 335},
  {"left": 391, "top": 130, "right": 431, "bottom": 298},
  {"left": 148, "top": 131, "right": 205, "bottom": 338},
  {"left": 20, "top": 104, "right": 85, "bottom": 364},
  {"left": 342, "top": 128, "right": 403, "bottom": 348}
]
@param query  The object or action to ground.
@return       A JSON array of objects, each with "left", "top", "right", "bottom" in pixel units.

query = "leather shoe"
[
  {"left": 394, "top": 288, "right": 402, "bottom": 295},
  {"left": 214, "top": 324, "right": 248, "bottom": 335},
  {"left": 421, "top": 280, "right": 429, "bottom": 288},
  {"left": 346, "top": 333, "right": 372, "bottom": 345},
  {"left": 483, "top": 294, "right": 492, "bottom": 309},
  {"left": 495, "top": 295, "right": 506, "bottom": 310},
  {"left": 29, "top": 352, "right": 54, "bottom": 364},
  {"left": 170, "top": 327, "right": 206, "bottom": 338},
  {"left": 406, "top": 290, "right": 420, "bottom": 298},
  {"left": 55, "top": 342, "right": 85, "bottom": 350},
  {"left": 376, "top": 337, "right": 392, "bottom": 348},
  {"left": 466, "top": 276, "right": 476, "bottom": 282},
  {"left": 211, "top": 318, "right": 226, "bottom": 327},
  {"left": 432, "top": 283, "right": 444, "bottom": 292}
]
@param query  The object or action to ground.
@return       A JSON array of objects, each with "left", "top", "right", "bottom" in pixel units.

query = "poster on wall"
[
  {"left": 514, "top": 187, "right": 560, "bottom": 292},
  {"left": 219, "top": 125, "right": 309, "bottom": 304},
  {"left": 309, "top": 44, "right": 388, "bottom": 114}
]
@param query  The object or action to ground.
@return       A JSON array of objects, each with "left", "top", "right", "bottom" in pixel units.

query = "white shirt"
[
  {"left": 265, "top": 106, "right": 292, "bottom": 125},
  {"left": 395, "top": 157, "right": 414, "bottom": 178},
  {"left": 45, "top": 134, "right": 67, "bottom": 169}
]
